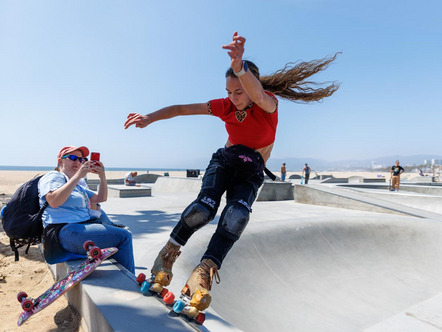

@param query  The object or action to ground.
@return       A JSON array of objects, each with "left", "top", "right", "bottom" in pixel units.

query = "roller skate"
[
  {"left": 137, "top": 241, "right": 181, "bottom": 296},
  {"left": 170, "top": 258, "right": 220, "bottom": 324}
]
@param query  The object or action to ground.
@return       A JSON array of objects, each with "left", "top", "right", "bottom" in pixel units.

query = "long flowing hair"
[{"left": 226, "top": 53, "right": 341, "bottom": 103}]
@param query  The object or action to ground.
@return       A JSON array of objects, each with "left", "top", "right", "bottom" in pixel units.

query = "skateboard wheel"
[
  {"left": 140, "top": 281, "right": 151, "bottom": 294},
  {"left": 89, "top": 246, "right": 102, "bottom": 259},
  {"left": 17, "top": 291, "right": 28, "bottom": 302},
  {"left": 151, "top": 282, "right": 163, "bottom": 293},
  {"left": 22, "top": 298, "right": 34, "bottom": 312},
  {"left": 159, "top": 287, "right": 169, "bottom": 298},
  {"left": 136, "top": 273, "right": 146, "bottom": 285},
  {"left": 83, "top": 240, "right": 95, "bottom": 251},
  {"left": 163, "top": 291, "right": 175, "bottom": 305},
  {"left": 196, "top": 312, "right": 205, "bottom": 325},
  {"left": 173, "top": 299, "right": 185, "bottom": 313}
]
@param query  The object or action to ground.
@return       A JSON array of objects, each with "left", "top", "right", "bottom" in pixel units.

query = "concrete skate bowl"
[{"left": 181, "top": 216, "right": 442, "bottom": 331}]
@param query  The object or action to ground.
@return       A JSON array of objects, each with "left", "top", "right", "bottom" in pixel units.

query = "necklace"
[{"left": 235, "top": 103, "right": 254, "bottom": 123}]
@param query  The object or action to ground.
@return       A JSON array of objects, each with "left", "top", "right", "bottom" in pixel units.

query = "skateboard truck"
[{"left": 83, "top": 240, "right": 102, "bottom": 260}]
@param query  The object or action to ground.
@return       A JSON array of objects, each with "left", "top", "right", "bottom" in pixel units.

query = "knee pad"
[
  {"left": 219, "top": 203, "right": 250, "bottom": 240},
  {"left": 182, "top": 201, "right": 214, "bottom": 231}
]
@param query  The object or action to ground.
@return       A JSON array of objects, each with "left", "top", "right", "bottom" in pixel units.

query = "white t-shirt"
[{"left": 125, "top": 172, "right": 134, "bottom": 182}]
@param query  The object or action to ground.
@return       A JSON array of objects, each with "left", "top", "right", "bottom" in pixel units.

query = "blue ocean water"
[{"left": 0, "top": 165, "right": 189, "bottom": 172}]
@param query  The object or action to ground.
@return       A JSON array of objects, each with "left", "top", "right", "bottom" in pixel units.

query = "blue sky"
[{"left": 1, "top": 0, "right": 441, "bottom": 169}]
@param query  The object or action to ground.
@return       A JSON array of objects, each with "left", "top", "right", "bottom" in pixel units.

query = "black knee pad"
[
  {"left": 218, "top": 202, "right": 250, "bottom": 240},
  {"left": 182, "top": 201, "right": 215, "bottom": 231}
]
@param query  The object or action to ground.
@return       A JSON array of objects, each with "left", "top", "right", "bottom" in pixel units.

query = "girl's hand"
[
  {"left": 124, "top": 113, "right": 150, "bottom": 129},
  {"left": 222, "top": 31, "right": 246, "bottom": 73}
]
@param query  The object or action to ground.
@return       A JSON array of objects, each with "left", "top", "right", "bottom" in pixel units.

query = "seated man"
[{"left": 124, "top": 171, "right": 140, "bottom": 186}]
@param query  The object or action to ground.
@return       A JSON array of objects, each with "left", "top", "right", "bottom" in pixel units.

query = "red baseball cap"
[{"left": 57, "top": 146, "right": 90, "bottom": 161}]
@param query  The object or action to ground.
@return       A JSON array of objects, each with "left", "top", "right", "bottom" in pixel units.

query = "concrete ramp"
[
  {"left": 180, "top": 216, "right": 442, "bottom": 331},
  {"left": 295, "top": 184, "right": 442, "bottom": 219}
]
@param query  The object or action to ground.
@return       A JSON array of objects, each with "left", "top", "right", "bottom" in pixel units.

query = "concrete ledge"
[
  {"left": 87, "top": 178, "right": 124, "bottom": 190},
  {"left": 257, "top": 181, "right": 294, "bottom": 201},
  {"left": 87, "top": 174, "right": 160, "bottom": 191},
  {"left": 294, "top": 184, "right": 442, "bottom": 219},
  {"left": 363, "top": 178, "right": 386, "bottom": 183},
  {"left": 108, "top": 185, "right": 152, "bottom": 198},
  {"left": 48, "top": 255, "right": 238, "bottom": 332},
  {"left": 54, "top": 261, "right": 112, "bottom": 332},
  {"left": 152, "top": 177, "right": 202, "bottom": 194},
  {"left": 399, "top": 184, "right": 442, "bottom": 195},
  {"left": 321, "top": 177, "right": 349, "bottom": 183}
]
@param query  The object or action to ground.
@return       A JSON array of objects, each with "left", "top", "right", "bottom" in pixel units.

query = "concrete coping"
[{"left": 107, "top": 185, "right": 152, "bottom": 198}]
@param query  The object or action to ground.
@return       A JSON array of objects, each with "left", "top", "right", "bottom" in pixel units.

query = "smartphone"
[{"left": 91, "top": 152, "right": 100, "bottom": 162}]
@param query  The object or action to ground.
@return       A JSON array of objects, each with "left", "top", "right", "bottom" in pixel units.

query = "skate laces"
[
  {"left": 199, "top": 260, "right": 220, "bottom": 290},
  {"left": 161, "top": 245, "right": 181, "bottom": 263}
]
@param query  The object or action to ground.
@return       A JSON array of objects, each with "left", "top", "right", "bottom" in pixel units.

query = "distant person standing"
[
  {"left": 302, "top": 163, "right": 311, "bottom": 184},
  {"left": 280, "top": 163, "right": 287, "bottom": 181},
  {"left": 390, "top": 160, "right": 405, "bottom": 191}
]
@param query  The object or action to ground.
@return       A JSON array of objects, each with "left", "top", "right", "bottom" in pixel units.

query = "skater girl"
[{"left": 124, "top": 31, "right": 340, "bottom": 311}]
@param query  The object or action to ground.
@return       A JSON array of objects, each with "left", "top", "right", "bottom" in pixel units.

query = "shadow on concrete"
[{"left": 107, "top": 210, "right": 220, "bottom": 237}]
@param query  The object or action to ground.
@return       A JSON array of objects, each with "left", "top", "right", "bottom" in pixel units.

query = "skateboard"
[
  {"left": 17, "top": 241, "right": 118, "bottom": 326},
  {"left": 136, "top": 273, "right": 206, "bottom": 326}
]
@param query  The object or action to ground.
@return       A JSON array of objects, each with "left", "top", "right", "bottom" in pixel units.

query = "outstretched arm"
[
  {"left": 222, "top": 32, "right": 276, "bottom": 113},
  {"left": 124, "top": 103, "right": 208, "bottom": 129}
]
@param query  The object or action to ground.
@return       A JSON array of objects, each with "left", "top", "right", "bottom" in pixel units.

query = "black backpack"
[{"left": 1, "top": 175, "right": 48, "bottom": 261}]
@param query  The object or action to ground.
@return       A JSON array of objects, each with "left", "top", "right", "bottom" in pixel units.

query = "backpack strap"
[
  {"left": 264, "top": 167, "right": 277, "bottom": 181},
  {"left": 37, "top": 201, "right": 49, "bottom": 220},
  {"left": 11, "top": 238, "right": 19, "bottom": 262}
]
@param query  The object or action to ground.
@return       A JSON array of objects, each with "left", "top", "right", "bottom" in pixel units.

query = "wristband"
[{"left": 234, "top": 61, "right": 248, "bottom": 77}]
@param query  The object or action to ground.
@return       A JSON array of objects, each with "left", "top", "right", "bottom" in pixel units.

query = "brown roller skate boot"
[
  {"left": 182, "top": 259, "right": 221, "bottom": 311},
  {"left": 151, "top": 241, "right": 181, "bottom": 287}
]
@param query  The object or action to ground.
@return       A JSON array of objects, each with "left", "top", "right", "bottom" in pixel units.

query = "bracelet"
[{"left": 234, "top": 61, "right": 248, "bottom": 77}]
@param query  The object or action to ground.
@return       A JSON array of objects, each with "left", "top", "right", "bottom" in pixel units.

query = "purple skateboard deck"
[{"left": 17, "top": 247, "right": 118, "bottom": 326}]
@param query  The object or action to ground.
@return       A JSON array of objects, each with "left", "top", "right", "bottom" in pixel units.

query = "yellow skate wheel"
[
  {"left": 155, "top": 271, "right": 172, "bottom": 286},
  {"left": 190, "top": 289, "right": 211, "bottom": 311},
  {"left": 151, "top": 282, "right": 163, "bottom": 293}
]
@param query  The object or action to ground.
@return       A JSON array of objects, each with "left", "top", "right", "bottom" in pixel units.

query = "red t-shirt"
[{"left": 208, "top": 91, "right": 278, "bottom": 150}]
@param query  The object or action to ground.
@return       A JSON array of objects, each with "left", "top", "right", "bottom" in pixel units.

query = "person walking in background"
[
  {"left": 302, "top": 163, "right": 311, "bottom": 184},
  {"left": 390, "top": 160, "right": 405, "bottom": 191},
  {"left": 124, "top": 31, "right": 340, "bottom": 313},
  {"left": 280, "top": 163, "right": 287, "bottom": 181}
]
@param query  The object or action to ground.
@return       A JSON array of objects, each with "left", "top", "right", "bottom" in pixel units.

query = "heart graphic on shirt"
[{"left": 235, "top": 110, "right": 247, "bottom": 122}]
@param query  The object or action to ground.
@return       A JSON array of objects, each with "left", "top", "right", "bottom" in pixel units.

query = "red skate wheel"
[
  {"left": 163, "top": 291, "right": 175, "bottom": 304},
  {"left": 89, "top": 246, "right": 101, "bottom": 259},
  {"left": 22, "top": 298, "right": 34, "bottom": 312},
  {"left": 196, "top": 312, "right": 205, "bottom": 325},
  {"left": 83, "top": 240, "right": 95, "bottom": 251},
  {"left": 17, "top": 291, "right": 28, "bottom": 302},
  {"left": 160, "top": 287, "right": 169, "bottom": 298},
  {"left": 136, "top": 273, "right": 146, "bottom": 285}
]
